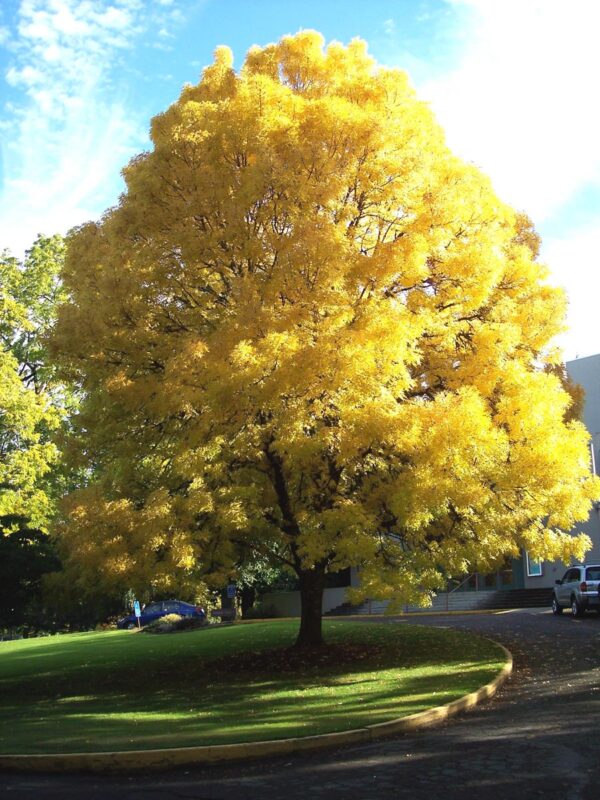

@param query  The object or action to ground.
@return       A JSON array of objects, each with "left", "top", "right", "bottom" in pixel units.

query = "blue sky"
[{"left": 1, "top": 0, "right": 599, "bottom": 359}]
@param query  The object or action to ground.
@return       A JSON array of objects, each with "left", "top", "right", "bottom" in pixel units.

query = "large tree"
[
  {"left": 53, "top": 32, "right": 598, "bottom": 647},
  {"left": 0, "top": 236, "right": 66, "bottom": 629}
]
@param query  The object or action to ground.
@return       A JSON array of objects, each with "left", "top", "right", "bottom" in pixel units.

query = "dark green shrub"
[
  {"left": 143, "top": 614, "right": 209, "bottom": 633},
  {"left": 242, "top": 602, "right": 279, "bottom": 619}
]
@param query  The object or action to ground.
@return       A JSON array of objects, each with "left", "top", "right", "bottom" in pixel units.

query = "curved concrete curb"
[{"left": 0, "top": 642, "right": 512, "bottom": 774}]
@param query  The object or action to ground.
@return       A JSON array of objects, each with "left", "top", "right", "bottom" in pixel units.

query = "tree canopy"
[
  {"left": 0, "top": 235, "right": 67, "bottom": 629},
  {"left": 52, "top": 32, "right": 598, "bottom": 646},
  {"left": 0, "top": 235, "right": 66, "bottom": 530}
]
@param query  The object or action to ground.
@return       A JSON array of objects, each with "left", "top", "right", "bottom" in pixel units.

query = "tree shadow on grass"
[
  {"left": 0, "top": 661, "right": 501, "bottom": 753},
  {"left": 0, "top": 623, "right": 505, "bottom": 754}
]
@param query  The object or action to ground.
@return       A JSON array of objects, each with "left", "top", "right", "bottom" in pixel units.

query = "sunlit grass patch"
[{"left": 0, "top": 620, "right": 506, "bottom": 754}]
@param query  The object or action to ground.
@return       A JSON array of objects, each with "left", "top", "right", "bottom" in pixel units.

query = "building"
[
  {"left": 562, "top": 354, "right": 600, "bottom": 565},
  {"left": 513, "top": 354, "right": 600, "bottom": 590},
  {"left": 425, "top": 354, "right": 600, "bottom": 599},
  {"left": 261, "top": 354, "right": 600, "bottom": 615}
]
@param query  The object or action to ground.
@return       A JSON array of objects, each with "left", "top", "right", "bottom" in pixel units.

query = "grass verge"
[{"left": 0, "top": 620, "right": 506, "bottom": 754}]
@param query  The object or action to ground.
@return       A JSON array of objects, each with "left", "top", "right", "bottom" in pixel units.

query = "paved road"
[{"left": 2, "top": 609, "right": 600, "bottom": 799}]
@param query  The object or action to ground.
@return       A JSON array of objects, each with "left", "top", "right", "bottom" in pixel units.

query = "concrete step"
[{"left": 325, "top": 587, "right": 554, "bottom": 615}]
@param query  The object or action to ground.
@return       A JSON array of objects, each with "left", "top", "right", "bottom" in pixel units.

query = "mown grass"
[{"left": 0, "top": 620, "right": 506, "bottom": 754}]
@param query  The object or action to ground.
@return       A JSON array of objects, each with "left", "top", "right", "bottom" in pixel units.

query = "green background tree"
[{"left": 0, "top": 235, "right": 70, "bottom": 631}]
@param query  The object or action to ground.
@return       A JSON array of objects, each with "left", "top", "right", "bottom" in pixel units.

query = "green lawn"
[{"left": 0, "top": 620, "right": 506, "bottom": 754}]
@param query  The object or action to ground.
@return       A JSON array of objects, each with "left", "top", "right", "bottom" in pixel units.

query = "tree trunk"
[
  {"left": 240, "top": 585, "right": 255, "bottom": 617},
  {"left": 295, "top": 566, "right": 325, "bottom": 648}
]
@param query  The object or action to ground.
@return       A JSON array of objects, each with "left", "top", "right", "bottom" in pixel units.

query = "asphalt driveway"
[{"left": 2, "top": 609, "right": 600, "bottom": 799}]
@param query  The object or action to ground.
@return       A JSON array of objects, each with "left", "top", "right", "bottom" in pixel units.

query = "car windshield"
[
  {"left": 144, "top": 603, "right": 162, "bottom": 613},
  {"left": 585, "top": 567, "right": 600, "bottom": 581}
]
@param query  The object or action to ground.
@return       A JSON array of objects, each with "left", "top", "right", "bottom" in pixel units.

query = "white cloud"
[
  {"left": 0, "top": 1, "right": 187, "bottom": 256},
  {"left": 415, "top": 0, "right": 600, "bottom": 358},
  {"left": 542, "top": 222, "right": 600, "bottom": 360},
  {"left": 6, "top": 64, "right": 44, "bottom": 86},
  {"left": 97, "top": 6, "right": 131, "bottom": 30},
  {"left": 421, "top": 0, "right": 600, "bottom": 224}
]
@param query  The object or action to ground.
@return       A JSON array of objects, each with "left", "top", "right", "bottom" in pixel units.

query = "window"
[
  {"left": 483, "top": 572, "right": 497, "bottom": 588},
  {"left": 586, "top": 567, "right": 600, "bottom": 581},
  {"left": 500, "top": 559, "right": 514, "bottom": 585},
  {"left": 526, "top": 552, "right": 543, "bottom": 577}
]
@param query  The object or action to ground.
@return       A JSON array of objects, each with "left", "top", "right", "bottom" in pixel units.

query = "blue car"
[{"left": 117, "top": 600, "right": 206, "bottom": 629}]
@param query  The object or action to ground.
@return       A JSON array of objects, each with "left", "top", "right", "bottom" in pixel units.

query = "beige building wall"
[{"left": 523, "top": 355, "right": 600, "bottom": 588}]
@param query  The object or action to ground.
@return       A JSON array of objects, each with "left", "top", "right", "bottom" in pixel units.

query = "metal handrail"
[
  {"left": 448, "top": 573, "right": 477, "bottom": 594},
  {"left": 442, "top": 573, "right": 478, "bottom": 611},
  {"left": 364, "top": 572, "right": 479, "bottom": 614}
]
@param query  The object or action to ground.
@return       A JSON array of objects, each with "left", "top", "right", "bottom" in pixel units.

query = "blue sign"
[
  {"left": 226, "top": 584, "right": 236, "bottom": 599},
  {"left": 133, "top": 600, "right": 141, "bottom": 618}
]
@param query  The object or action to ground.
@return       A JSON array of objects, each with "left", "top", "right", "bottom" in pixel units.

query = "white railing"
[
  {"left": 359, "top": 573, "right": 479, "bottom": 615},
  {"left": 443, "top": 573, "right": 478, "bottom": 610}
]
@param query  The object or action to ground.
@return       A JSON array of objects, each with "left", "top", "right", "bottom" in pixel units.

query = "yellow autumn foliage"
[{"left": 53, "top": 32, "right": 598, "bottom": 616}]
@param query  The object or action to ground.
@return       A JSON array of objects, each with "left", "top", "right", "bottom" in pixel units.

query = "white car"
[{"left": 552, "top": 564, "right": 600, "bottom": 617}]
